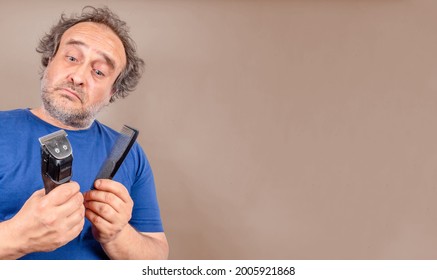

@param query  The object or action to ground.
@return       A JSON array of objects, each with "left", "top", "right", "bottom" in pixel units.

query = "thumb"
[{"left": 32, "top": 188, "right": 46, "bottom": 198}]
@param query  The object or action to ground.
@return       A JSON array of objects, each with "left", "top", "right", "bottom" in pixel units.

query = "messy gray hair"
[{"left": 36, "top": 6, "right": 144, "bottom": 102}]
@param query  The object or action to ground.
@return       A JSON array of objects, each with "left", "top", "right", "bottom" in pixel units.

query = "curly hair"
[{"left": 36, "top": 6, "right": 145, "bottom": 102}]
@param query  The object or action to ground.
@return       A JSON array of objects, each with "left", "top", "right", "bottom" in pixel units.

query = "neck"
[{"left": 30, "top": 106, "right": 91, "bottom": 130}]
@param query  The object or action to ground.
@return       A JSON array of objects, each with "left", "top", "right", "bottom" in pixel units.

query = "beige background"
[{"left": 2, "top": 0, "right": 437, "bottom": 259}]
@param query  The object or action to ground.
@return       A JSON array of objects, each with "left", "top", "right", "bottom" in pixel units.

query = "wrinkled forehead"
[{"left": 60, "top": 22, "right": 127, "bottom": 72}]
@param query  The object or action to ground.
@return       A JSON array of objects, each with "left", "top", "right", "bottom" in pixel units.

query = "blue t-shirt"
[{"left": 0, "top": 109, "right": 163, "bottom": 259}]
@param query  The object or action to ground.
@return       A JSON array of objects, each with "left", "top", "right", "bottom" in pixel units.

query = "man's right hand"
[{"left": 0, "top": 182, "right": 85, "bottom": 259}]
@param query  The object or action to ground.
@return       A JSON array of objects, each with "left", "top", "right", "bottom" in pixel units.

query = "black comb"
[{"left": 91, "top": 125, "right": 139, "bottom": 189}]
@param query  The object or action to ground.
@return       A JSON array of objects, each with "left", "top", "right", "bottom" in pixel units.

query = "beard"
[{"left": 40, "top": 75, "right": 108, "bottom": 129}]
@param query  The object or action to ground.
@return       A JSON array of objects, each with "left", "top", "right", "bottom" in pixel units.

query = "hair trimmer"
[{"left": 39, "top": 130, "right": 73, "bottom": 194}]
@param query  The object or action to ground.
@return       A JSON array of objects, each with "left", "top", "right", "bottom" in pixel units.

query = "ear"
[
  {"left": 110, "top": 87, "right": 117, "bottom": 97},
  {"left": 108, "top": 88, "right": 116, "bottom": 103}
]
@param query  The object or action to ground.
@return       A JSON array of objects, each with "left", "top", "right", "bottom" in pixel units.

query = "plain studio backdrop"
[{"left": 2, "top": 0, "right": 437, "bottom": 259}]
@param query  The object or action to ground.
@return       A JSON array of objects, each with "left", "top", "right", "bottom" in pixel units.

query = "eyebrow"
[{"left": 65, "top": 39, "right": 116, "bottom": 70}]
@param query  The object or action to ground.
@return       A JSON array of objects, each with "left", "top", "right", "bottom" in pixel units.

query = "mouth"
[{"left": 59, "top": 87, "right": 83, "bottom": 103}]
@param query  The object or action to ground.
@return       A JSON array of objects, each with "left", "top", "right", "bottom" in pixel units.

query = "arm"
[
  {"left": 102, "top": 228, "right": 168, "bottom": 260},
  {"left": 84, "top": 179, "right": 169, "bottom": 259},
  {"left": 0, "top": 183, "right": 85, "bottom": 259}
]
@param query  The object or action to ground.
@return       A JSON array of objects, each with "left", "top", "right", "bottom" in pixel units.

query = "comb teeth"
[
  {"left": 92, "top": 125, "right": 139, "bottom": 186},
  {"left": 109, "top": 131, "right": 133, "bottom": 161},
  {"left": 120, "top": 125, "right": 136, "bottom": 137}
]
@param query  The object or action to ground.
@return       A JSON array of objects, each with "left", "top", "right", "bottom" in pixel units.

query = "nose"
[{"left": 67, "top": 64, "right": 87, "bottom": 86}]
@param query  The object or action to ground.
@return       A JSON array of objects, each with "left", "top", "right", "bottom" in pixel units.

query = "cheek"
[
  {"left": 90, "top": 85, "right": 113, "bottom": 104},
  {"left": 41, "top": 69, "right": 55, "bottom": 90},
  {"left": 43, "top": 63, "right": 63, "bottom": 84}
]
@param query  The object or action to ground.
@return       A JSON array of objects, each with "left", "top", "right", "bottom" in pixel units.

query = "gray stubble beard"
[{"left": 40, "top": 75, "right": 107, "bottom": 129}]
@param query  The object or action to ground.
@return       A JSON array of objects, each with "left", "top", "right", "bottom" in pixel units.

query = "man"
[{"left": 0, "top": 6, "right": 168, "bottom": 259}]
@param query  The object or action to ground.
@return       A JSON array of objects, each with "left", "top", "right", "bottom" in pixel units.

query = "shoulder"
[
  {"left": 0, "top": 109, "right": 34, "bottom": 131},
  {"left": 0, "top": 108, "right": 28, "bottom": 120},
  {"left": 93, "top": 121, "right": 142, "bottom": 148},
  {"left": 92, "top": 122, "right": 154, "bottom": 187},
  {"left": 92, "top": 121, "right": 148, "bottom": 162},
  {"left": 93, "top": 120, "right": 121, "bottom": 138}
]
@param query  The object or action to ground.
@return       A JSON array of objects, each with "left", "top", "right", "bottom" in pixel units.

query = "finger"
[
  {"left": 44, "top": 182, "right": 81, "bottom": 206},
  {"left": 85, "top": 207, "right": 112, "bottom": 229},
  {"left": 32, "top": 188, "right": 46, "bottom": 198},
  {"left": 84, "top": 200, "right": 117, "bottom": 223},
  {"left": 64, "top": 204, "right": 85, "bottom": 231},
  {"left": 84, "top": 190, "right": 125, "bottom": 214},
  {"left": 48, "top": 191, "right": 84, "bottom": 219},
  {"left": 67, "top": 216, "right": 86, "bottom": 240},
  {"left": 93, "top": 179, "right": 130, "bottom": 203}
]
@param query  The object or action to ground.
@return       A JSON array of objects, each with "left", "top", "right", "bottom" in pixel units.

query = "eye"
[
  {"left": 67, "top": 56, "right": 77, "bottom": 62},
  {"left": 94, "top": 69, "right": 105, "bottom": 77}
]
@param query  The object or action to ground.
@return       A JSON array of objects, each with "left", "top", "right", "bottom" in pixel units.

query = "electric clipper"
[{"left": 39, "top": 130, "right": 73, "bottom": 194}]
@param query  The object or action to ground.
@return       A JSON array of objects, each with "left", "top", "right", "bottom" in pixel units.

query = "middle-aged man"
[{"left": 0, "top": 6, "right": 169, "bottom": 259}]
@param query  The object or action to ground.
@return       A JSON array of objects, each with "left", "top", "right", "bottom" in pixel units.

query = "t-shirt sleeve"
[{"left": 127, "top": 143, "right": 164, "bottom": 232}]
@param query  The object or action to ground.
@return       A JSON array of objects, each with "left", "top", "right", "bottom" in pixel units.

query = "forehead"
[{"left": 60, "top": 22, "right": 126, "bottom": 70}]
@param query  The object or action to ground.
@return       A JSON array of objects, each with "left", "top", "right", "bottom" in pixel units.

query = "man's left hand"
[{"left": 84, "top": 179, "right": 133, "bottom": 244}]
